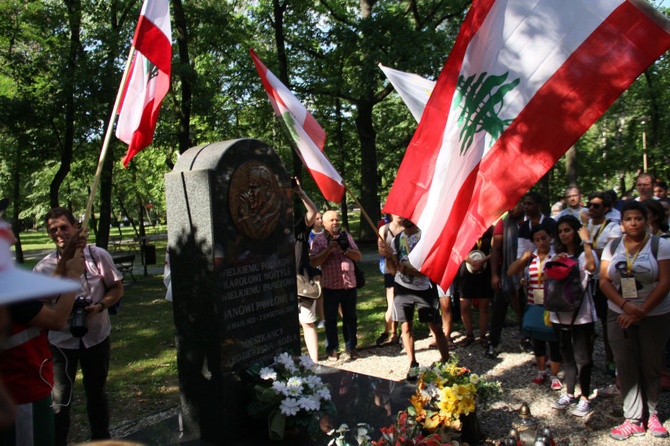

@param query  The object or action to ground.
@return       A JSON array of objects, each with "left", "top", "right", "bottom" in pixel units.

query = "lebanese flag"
[
  {"left": 379, "top": 64, "right": 436, "bottom": 123},
  {"left": 116, "top": 0, "right": 172, "bottom": 167},
  {"left": 384, "top": 0, "right": 670, "bottom": 290},
  {"left": 250, "top": 49, "right": 344, "bottom": 203}
]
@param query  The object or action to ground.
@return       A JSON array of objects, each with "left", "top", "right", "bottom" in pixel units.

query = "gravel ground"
[{"left": 328, "top": 323, "right": 670, "bottom": 446}]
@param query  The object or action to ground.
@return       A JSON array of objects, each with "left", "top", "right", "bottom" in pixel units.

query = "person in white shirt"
[{"left": 557, "top": 186, "right": 588, "bottom": 223}]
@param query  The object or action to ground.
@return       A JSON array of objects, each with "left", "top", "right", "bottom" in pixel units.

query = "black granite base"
[{"left": 122, "top": 366, "right": 414, "bottom": 445}]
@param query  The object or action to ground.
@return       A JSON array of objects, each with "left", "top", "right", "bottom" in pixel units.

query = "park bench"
[{"left": 112, "top": 252, "right": 136, "bottom": 283}]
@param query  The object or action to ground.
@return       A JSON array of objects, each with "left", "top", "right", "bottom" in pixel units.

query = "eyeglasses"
[{"left": 587, "top": 202, "right": 602, "bottom": 209}]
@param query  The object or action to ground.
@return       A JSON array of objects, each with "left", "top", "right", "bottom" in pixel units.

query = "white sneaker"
[
  {"left": 551, "top": 394, "right": 577, "bottom": 410},
  {"left": 598, "top": 384, "right": 621, "bottom": 397},
  {"left": 571, "top": 399, "right": 592, "bottom": 417}
]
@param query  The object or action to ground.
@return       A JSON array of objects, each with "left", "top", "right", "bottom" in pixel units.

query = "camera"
[
  {"left": 70, "top": 295, "right": 91, "bottom": 338},
  {"left": 336, "top": 232, "right": 350, "bottom": 251}
]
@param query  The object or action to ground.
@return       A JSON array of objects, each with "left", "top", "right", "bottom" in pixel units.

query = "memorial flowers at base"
[
  {"left": 246, "top": 353, "right": 335, "bottom": 441},
  {"left": 406, "top": 357, "right": 501, "bottom": 436}
]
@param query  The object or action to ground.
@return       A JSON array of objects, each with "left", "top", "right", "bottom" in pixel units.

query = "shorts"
[
  {"left": 393, "top": 282, "right": 440, "bottom": 324},
  {"left": 384, "top": 273, "right": 395, "bottom": 288},
  {"left": 298, "top": 297, "right": 317, "bottom": 324}
]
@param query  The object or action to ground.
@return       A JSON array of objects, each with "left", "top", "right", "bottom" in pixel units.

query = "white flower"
[
  {"left": 298, "top": 355, "right": 316, "bottom": 370},
  {"left": 259, "top": 366, "right": 277, "bottom": 381},
  {"left": 304, "top": 375, "right": 323, "bottom": 389},
  {"left": 286, "top": 376, "right": 304, "bottom": 396},
  {"left": 356, "top": 425, "right": 371, "bottom": 444},
  {"left": 335, "top": 423, "right": 350, "bottom": 434},
  {"left": 279, "top": 397, "right": 301, "bottom": 416},
  {"left": 470, "top": 374, "right": 480, "bottom": 385},
  {"left": 275, "top": 352, "right": 295, "bottom": 369},
  {"left": 316, "top": 386, "right": 331, "bottom": 401},
  {"left": 298, "top": 395, "right": 320, "bottom": 412},
  {"left": 271, "top": 380, "right": 289, "bottom": 396}
]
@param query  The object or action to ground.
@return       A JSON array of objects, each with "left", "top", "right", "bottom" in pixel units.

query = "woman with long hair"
[
  {"left": 549, "top": 215, "right": 597, "bottom": 417},
  {"left": 508, "top": 224, "right": 562, "bottom": 389}
]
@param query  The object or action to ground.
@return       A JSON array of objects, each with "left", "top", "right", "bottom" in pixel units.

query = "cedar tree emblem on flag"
[{"left": 384, "top": 0, "right": 670, "bottom": 290}]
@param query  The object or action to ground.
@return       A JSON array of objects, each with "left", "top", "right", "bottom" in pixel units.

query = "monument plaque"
[{"left": 165, "top": 139, "right": 300, "bottom": 444}]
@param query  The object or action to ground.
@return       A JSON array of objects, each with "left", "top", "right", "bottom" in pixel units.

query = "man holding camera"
[
  {"left": 34, "top": 207, "right": 123, "bottom": 445},
  {"left": 310, "top": 210, "right": 361, "bottom": 362}
]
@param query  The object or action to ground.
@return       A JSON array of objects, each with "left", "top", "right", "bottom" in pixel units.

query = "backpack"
[
  {"left": 607, "top": 234, "right": 660, "bottom": 258},
  {"left": 543, "top": 257, "right": 585, "bottom": 314}
]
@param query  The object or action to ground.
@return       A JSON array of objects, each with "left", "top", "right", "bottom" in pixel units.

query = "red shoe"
[
  {"left": 647, "top": 414, "right": 669, "bottom": 438},
  {"left": 532, "top": 372, "right": 546, "bottom": 385},
  {"left": 609, "top": 420, "right": 645, "bottom": 441}
]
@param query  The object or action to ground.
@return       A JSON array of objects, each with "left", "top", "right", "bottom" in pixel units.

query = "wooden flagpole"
[{"left": 81, "top": 44, "right": 136, "bottom": 231}]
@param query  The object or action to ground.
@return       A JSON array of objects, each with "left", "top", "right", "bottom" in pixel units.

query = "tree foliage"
[{"left": 0, "top": 0, "right": 667, "bottom": 254}]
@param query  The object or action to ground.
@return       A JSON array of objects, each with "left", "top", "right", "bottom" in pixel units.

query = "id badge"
[
  {"left": 620, "top": 277, "right": 638, "bottom": 300},
  {"left": 533, "top": 289, "right": 545, "bottom": 305}
]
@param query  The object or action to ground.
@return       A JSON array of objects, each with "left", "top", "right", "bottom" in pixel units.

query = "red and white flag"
[
  {"left": 250, "top": 48, "right": 344, "bottom": 203},
  {"left": 384, "top": 0, "right": 670, "bottom": 290},
  {"left": 116, "top": 0, "right": 172, "bottom": 167}
]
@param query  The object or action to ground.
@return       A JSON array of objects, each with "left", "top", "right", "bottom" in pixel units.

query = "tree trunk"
[
  {"left": 11, "top": 136, "right": 24, "bottom": 264},
  {"left": 50, "top": 0, "right": 82, "bottom": 208},
  {"left": 565, "top": 145, "right": 577, "bottom": 187},
  {"left": 354, "top": 98, "right": 379, "bottom": 240},
  {"left": 173, "top": 0, "right": 192, "bottom": 156}
]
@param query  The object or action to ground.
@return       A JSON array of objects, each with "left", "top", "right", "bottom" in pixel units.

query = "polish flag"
[
  {"left": 384, "top": 0, "right": 670, "bottom": 290},
  {"left": 116, "top": 0, "right": 172, "bottom": 167},
  {"left": 250, "top": 49, "right": 344, "bottom": 203}
]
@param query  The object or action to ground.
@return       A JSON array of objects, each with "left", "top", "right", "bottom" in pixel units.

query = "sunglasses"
[{"left": 587, "top": 202, "right": 602, "bottom": 209}]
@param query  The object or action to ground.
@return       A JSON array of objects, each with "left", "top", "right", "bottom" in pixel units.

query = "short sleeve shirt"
[
  {"left": 35, "top": 245, "right": 123, "bottom": 349},
  {"left": 310, "top": 232, "right": 358, "bottom": 289},
  {"left": 602, "top": 236, "right": 670, "bottom": 316},
  {"left": 392, "top": 231, "right": 431, "bottom": 291}
]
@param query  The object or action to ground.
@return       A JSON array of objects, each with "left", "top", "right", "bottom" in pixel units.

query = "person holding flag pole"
[{"left": 250, "top": 49, "right": 383, "bottom": 242}]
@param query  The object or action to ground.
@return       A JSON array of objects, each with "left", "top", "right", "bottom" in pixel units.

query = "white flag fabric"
[{"left": 379, "top": 64, "right": 436, "bottom": 123}]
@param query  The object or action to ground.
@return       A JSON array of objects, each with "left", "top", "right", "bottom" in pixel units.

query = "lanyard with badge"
[{"left": 620, "top": 233, "right": 648, "bottom": 300}]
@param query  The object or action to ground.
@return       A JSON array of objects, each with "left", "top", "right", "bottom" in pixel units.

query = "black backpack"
[{"left": 543, "top": 259, "right": 585, "bottom": 314}]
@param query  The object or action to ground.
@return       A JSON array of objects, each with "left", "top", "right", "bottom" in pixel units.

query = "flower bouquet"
[
  {"left": 373, "top": 411, "right": 445, "bottom": 446},
  {"left": 406, "top": 357, "right": 501, "bottom": 440},
  {"left": 246, "top": 352, "right": 336, "bottom": 441}
]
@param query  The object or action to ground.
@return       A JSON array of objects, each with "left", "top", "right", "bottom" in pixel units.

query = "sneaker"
[
  {"left": 389, "top": 334, "right": 400, "bottom": 345},
  {"left": 598, "top": 384, "right": 621, "bottom": 398},
  {"left": 550, "top": 376, "right": 563, "bottom": 391},
  {"left": 317, "top": 320, "right": 326, "bottom": 329},
  {"left": 327, "top": 351, "right": 339, "bottom": 363},
  {"left": 609, "top": 420, "right": 645, "bottom": 440},
  {"left": 375, "top": 332, "right": 390, "bottom": 346},
  {"left": 571, "top": 399, "right": 592, "bottom": 417},
  {"left": 406, "top": 361, "right": 420, "bottom": 382},
  {"left": 485, "top": 345, "right": 498, "bottom": 359},
  {"left": 551, "top": 394, "right": 577, "bottom": 410},
  {"left": 647, "top": 414, "right": 669, "bottom": 438},
  {"left": 347, "top": 349, "right": 361, "bottom": 360},
  {"left": 532, "top": 372, "right": 546, "bottom": 384}
]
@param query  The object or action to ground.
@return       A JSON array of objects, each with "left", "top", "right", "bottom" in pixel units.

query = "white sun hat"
[{"left": 0, "top": 219, "right": 80, "bottom": 305}]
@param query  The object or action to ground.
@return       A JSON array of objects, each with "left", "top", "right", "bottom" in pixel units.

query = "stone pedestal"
[{"left": 165, "top": 139, "right": 300, "bottom": 444}]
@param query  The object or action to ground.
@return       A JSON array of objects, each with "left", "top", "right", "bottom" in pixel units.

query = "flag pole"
[
  {"left": 273, "top": 116, "right": 382, "bottom": 241},
  {"left": 81, "top": 44, "right": 136, "bottom": 231}
]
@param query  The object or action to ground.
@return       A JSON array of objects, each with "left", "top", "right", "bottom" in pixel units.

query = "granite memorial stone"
[{"left": 165, "top": 139, "right": 300, "bottom": 444}]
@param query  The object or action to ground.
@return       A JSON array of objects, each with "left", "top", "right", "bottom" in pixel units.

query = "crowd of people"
[{"left": 296, "top": 172, "right": 670, "bottom": 442}]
